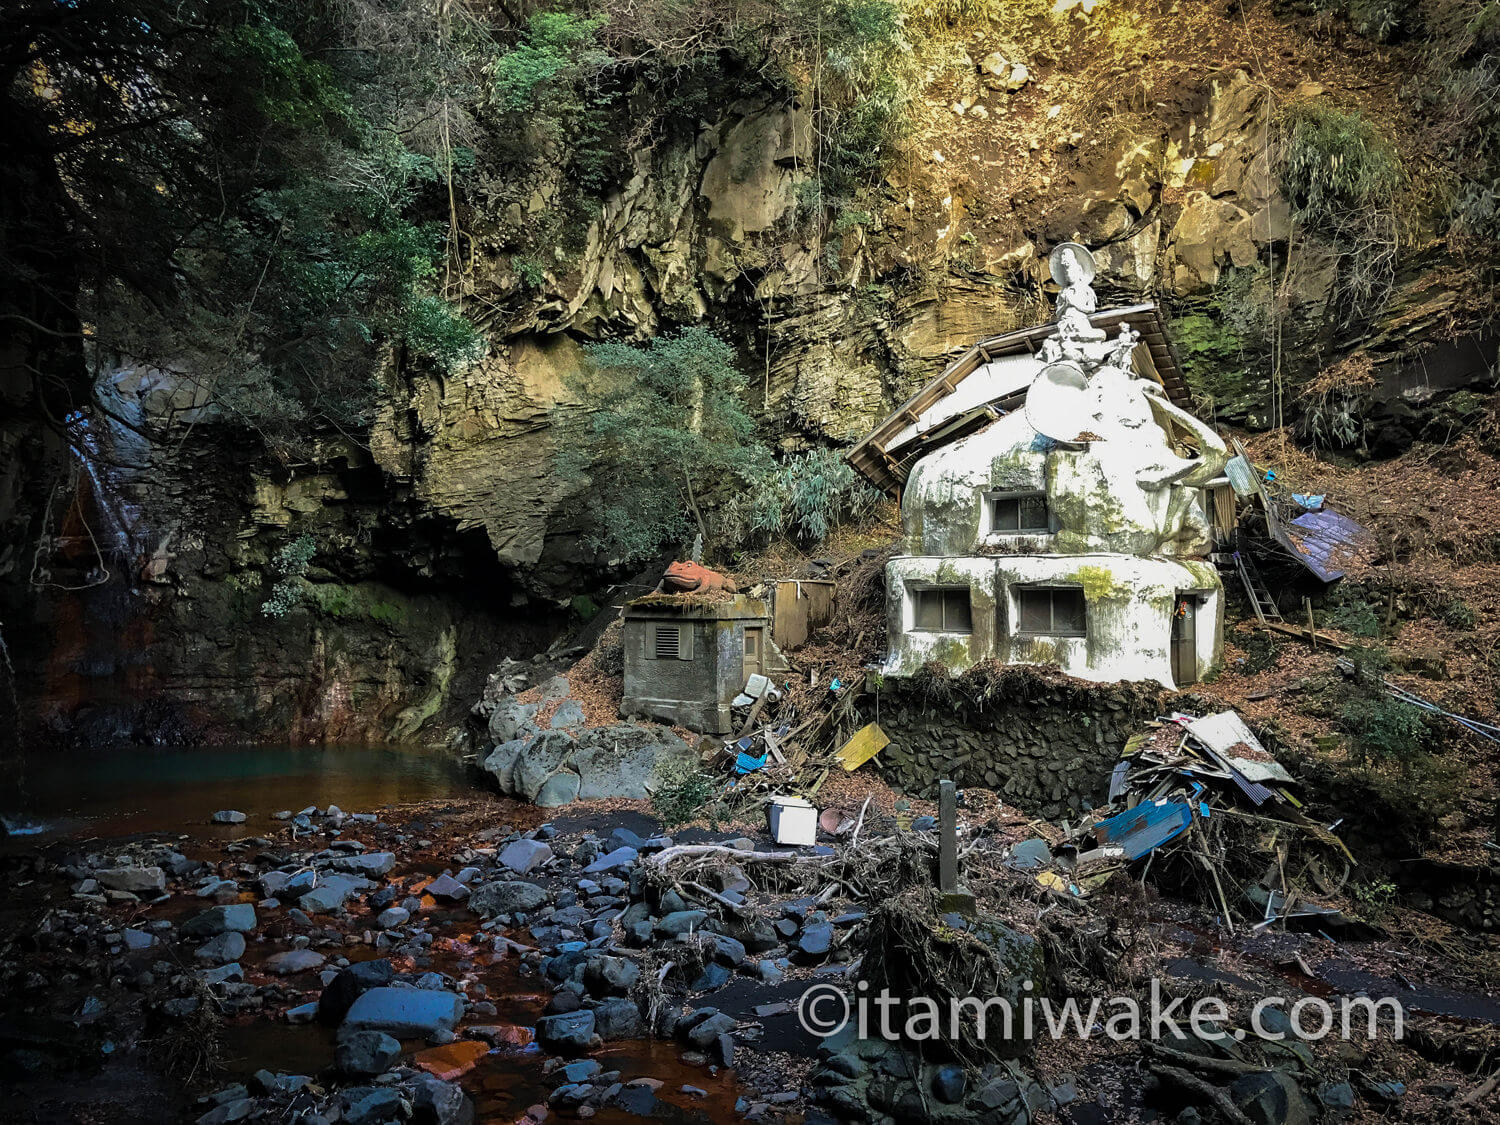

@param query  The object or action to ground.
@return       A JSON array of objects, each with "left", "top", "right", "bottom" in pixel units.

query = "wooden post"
[{"left": 1303, "top": 597, "right": 1316, "bottom": 652}]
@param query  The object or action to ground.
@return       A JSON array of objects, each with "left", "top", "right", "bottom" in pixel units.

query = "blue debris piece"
[{"left": 1093, "top": 800, "right": 1196, "bottom": 860}]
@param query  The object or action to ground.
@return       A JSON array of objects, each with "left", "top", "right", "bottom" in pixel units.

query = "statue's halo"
[{"left": 1049, "top": 241, "right": 1097, "bottom": 286}]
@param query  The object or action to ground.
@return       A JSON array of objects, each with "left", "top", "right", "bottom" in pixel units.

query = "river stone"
[
  {"left": 424, "top": 873, "right": 469, "bottom": 901},
  {"left": 584, "top": 955, "right": 640, "bottom": 996},
  {"left": 376, "top": 906, "right": 410, "bottom": 929},
  {"left": 336, "top": 1030, "right": 402, "bottom": 1077},
  {"left": 211, "top": 810, "right": 247, "bottom": 824},
  {"left": 332, "top": 852, "right": 395, "bottom": 877},
  {"left": 319, "top": 959, "right": 396, "bottom": 1025},
  {"left": 583, "top": 846, "right": 637, "bottom": 875},
  {"left": 338, "top": 1086, "right": 403, "bottom": 1125},
  {"left": 181, "top": 904, "right": 257, "bottom": 937},
  {"left": 1230, "top": 1071, "right": 1313, "bottom": 1125},
  {"left": 97, "top": 866, "right": 166, "bottom": 894},
  {"left": 591, "top": 997, "right": 645, "bottom": 1040},
  {"left": 933, "top": 1064, "right": 967, "bottom": 1104},
  {"left": 797, "top": 922, "right": 834, "bottom": 957},
  {"left": 656, "top": 910, "right": 708, "bottom": 937},
  {"left": 535, "top": 1009, "right": 595, "bottom": 1053},
  {"left": 194, "top": 931, "right": 246, "bottom": 964},
  {"left": 684, "top": 1012, "right": 736, "bottom": 1049},
  {"left": 342, "top": 988, "right": 464, "bottom": 1038},
  {"left": 409, "top": 1073, "right": 472, "bottom": 1125},
  {"left": 469, "top": 880, "right": 547, "bottom": 917},
  {"left": 299, "top": 874, "right": 369, "bottom": 914},
  {"left": 498, "top": 839, "right": 553, "bottom": 875},
  {"left": 264, "top": 949, "right": 326, "bottom": 975}
]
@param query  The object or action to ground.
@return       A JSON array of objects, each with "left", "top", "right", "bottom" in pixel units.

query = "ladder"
[{"left": 1230, "top": 550, "right": 1283, "bottom": 624}]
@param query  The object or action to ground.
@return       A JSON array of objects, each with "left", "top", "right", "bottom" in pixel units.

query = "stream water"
[
  {"left": 0, "top": 743, "right": 473, "bottom": 840},
  {"left": 0, "top": 744, "right": 744, "bottom": 1123}
]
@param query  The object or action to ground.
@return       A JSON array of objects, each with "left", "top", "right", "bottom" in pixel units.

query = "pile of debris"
[{"left": 1020, "top": 710, "right": 1355, "bottom": 933}]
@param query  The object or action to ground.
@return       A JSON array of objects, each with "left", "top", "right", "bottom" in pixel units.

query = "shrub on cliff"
[{"left": 562, "top": 327, "right": 771, "bottom": 565}]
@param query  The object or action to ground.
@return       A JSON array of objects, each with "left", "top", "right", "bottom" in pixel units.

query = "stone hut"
[{"left": 849, "top": 244, "right": 1230, "bottom": 690}]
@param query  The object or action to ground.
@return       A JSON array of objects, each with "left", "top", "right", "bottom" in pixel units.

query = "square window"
[
  {"left": 988, "top": 492, "right": 1049, "bottom": 534},
  {"left": 912, "top": 588, "right": 972, "bottom": 634},
  {"left": 1015, "top": 587, "right": 1087, "bottom": 637}
]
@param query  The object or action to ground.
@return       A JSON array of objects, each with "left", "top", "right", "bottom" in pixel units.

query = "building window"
[
  {"left": 987, "top": 491, "right": 1050, "bottom": 534},
  {"left": 1016, "top": 587, "right": 1087, "bottom": 637},
  {"left": 912, "top": 588, "right": 973, "bottom": 633},
  {"left": 653, "top": 624, "right": 691, "bottom": 660}
]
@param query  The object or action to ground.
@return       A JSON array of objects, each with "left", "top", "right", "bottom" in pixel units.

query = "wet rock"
[
  {"left": 499, "top": 839, "right": 553, "bottom": 875},
  {"left": 591, "top": 997, "right": 646, "bottom": 1040},
  {"left": 584, "top": 846, "right": 637, "bottom": 875},
  {"left": 583, "top": 955, "right": 640, "bottom": 996},
  {"left": 338, "top": 1086, "right": 403, "bottom": 1125},
  {"left": 656, "top": 910, "right": 708, "bottom": 937},
  {"left": 264, "top": 949, "right": 326, "bottom": 975},
  {"left": 201, "top": 962, "right": 244, "bottom": 985},
  {"left": 211, "top": 810, "right": 247, "bottom": 824},
  {"left": 299, "top": 874, "right": 369, "bottom": 914},
  {"left": 683, "top": 1011, "right": 736, "bottom": 1049},
  {"left": 797, "top": 922, "right": 834, "bottom": 958},
  {"left": 377, "top": 907, "right": 410, "bottom": 929},
  {"left": 342, "top": 987, "right": 464, "bottom": 1038},
  {"left": 336, "top": 1030, "right": 402, "bottom": 1077},
  {"left": 123, "top": 928, "right": 157, "bottom": 951},
  {"left": 194, "top": 932, "right": 246, "bottom": 965},
  {"left": 536, "top": 1009, "right": 596, "bottom": 1053},
  {"left": 469, "top": 880, "right": 547, "bottom": 917},
  {"left": 1229, "top": 1071, "right": 1313, "bottom": 1125},
  {"left": 425, "top": 874, "right": 470, "bottom": 901},
  {"left": 332, "top": 852, "right": 396, "bottom": 877},
  {"left": 319, "top": 959, "right": 396, "bottom": 1025},
  {"left": 409, "top": 1073, "right": 474, "bottom": 1125},
  {"left": 932, "top": 1064, "right": 966, "bottom": 1104},
  {"left": 181, "top": 904, "right": 257, "bottom": 937},
  {"left": 96, "top": 866, "right": 167, "bottom": 894}
]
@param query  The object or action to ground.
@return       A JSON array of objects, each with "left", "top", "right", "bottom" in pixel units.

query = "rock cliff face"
[{"left": 5, "top": 2, "right": 1494, "bottom": 745}]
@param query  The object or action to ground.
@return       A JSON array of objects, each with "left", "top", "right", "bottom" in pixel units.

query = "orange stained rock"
[{"left": 412, "top": 1039, "right": 490, "bottom": 1081}]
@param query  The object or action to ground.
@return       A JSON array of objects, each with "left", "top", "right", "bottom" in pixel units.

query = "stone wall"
[{"left": 863, "top": 673, "right": 1166, "bottom": 819}]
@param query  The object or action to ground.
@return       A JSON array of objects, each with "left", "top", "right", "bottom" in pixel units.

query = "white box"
[{"left": 768, "top": 796, "right": 818, "bottom": 846}]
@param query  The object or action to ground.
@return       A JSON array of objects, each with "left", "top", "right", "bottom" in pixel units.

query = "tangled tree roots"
[{"left": 861, "top": 886, "right": 1042, "bottom": 1066}]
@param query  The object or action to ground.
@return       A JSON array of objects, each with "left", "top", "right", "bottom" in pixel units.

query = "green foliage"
[
  {"left": 1340, "top": 695, "right": 1429, "bottom": 766},
  {"left": 722, "top": 448, "right": 883, "bottom": 547},
  {"left": 489, "top": 12, "right": 607, "bottom": 113},
  {"left": 1238, "top": 629, "right": 1283, "bottom": 675},
  {"left": 1278, "top": 101, "right": 1403, "bottom": 229},
  {"left": 651, "top": 762, "right": 721, "bottom": 826},
  {"left": 1324, "top": 586, "right": 1383, "bottom": 636},
  {"left": 1350, "top": 878, "right": 1399, "bottom": 920},
  {"left": 1440, "top": 597, "right": 1478, "bottom": 629},
  {"left": 513, "top": 257, "right": 548, "bottom": 290},
  {"left": 562, "top": 327, "right": 771, "bottom": 564},
  {"left": 260, "top": 534, "right": 316, "bottom": 618},
  {"left": 305, "top": 583, "right": 408, "bottom": 624}
]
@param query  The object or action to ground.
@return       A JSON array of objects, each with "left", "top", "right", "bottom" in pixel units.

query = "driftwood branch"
[
  {"left": 1151, "top": 1065, "right": 1257, "bottom": 1125},
  {"left": 647, "top": 844, "right": 799, "bottom": 867}
]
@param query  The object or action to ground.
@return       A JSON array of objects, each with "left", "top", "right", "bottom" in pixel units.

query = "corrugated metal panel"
[
  {"left": 1275, "top": 509, "right": 1372, "bottom": 583},
  {"left": 1185, "top": 711, "right": 1294, "bottom": 785}
]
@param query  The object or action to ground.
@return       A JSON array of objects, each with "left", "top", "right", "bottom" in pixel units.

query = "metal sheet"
[
  {"left": 1092, "top": 800, "right": 1194, "bottom": 861},
  {"left": 1186, "top": 711, "right": 1294, "bottom": 785}
]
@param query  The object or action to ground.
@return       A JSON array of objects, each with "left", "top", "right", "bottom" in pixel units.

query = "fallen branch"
[
  {"left": 1144, "top": 1041, "right": 1304, "bottom": 1080},
  {"left": 1151, "top": 1064, "right": 1257, "bottom": 1125},
  {"left": 647, "top": 844, "right": 800, "bottom": 867},
  {"left": 683, "top": 880, "right": 748, "bottom": 913}
]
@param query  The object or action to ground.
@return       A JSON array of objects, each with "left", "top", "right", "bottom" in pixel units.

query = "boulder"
[
  {"left": 584, "top": 955, "right": 640, "bottom": 996},
  {"left": 1229, "top": 1071, "right": 1314, "bottom": 1125},
  {"left": 298, "top": 874, "right": 369, "bottom": 914},
  {"left": 486, "top": 697, "right": 539, "bottom": 744},
  {"left": 96, "top": 866, "right": 166, "bottom": 894},
  {"left": 535, "top": 1009, "right": 596, "bottom": 1053},
  {"left": 319, "top": 959, "right": 396, "bottom": 1025},
  {"left": 338, "top": 1087, "right": 404, "bottom": 1125},
  {"left": 469, "top": 880, "right": 548, "bottom": 917},
  {"left": 591, "top": 997, "right": 645, "bottom": 1040},
  {"left": 550, "top": 700, "right": 587, "bottom": 729},
  {"left": 498, "top": 839, "right": 553, "bottom": 875},
  {"left": 264, "top": 949, "right": 326, "bottom": 975},
  {"left": 342, "top": 988, "right": 464, "bottom": 1039},
  {"left": 409, "top": 1073, "right": 475, "bottom": 1125},
  {"left": 181, "top": 904, "right": 257, "bottom": 937},
  {"left": 336, "top": 1030, "right": 402, "bottom": 1077},
  {"left": 194, "top": 932, "right": 246, "bottom": 965}
]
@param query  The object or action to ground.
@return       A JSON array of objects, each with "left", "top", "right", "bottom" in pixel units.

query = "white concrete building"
[{"left": 850, "top": 245, "right": 1231, "bottom": 689}]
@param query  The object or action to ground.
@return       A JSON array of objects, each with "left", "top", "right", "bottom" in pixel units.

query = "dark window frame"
[
  {"left": 985, "top": 490, "right": 1051, "bottom": 534},
  {"left": 1014, "top": 586, "right": 1088, "bottom": 638},
  {"left": 911, "top": 587, "right": 973, "bottom": 634}
]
